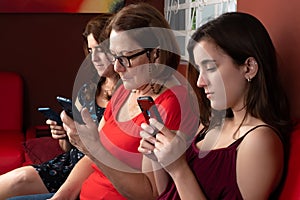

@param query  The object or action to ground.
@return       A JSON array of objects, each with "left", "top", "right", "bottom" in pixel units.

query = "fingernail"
[
  {"left": 149, "top": 118, "right": 164, "bottom": 131},
  {"left": 141, "top": 123, "right": 154, "bottom": 134},
  {"left": 146, "top": 150, "right": 152, "bottom": 154}
]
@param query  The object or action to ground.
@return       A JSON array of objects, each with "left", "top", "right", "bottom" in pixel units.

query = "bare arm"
[
  {"left": 166, "top": 158, "right": 207, "bottom": 200},
  {"left": 46, "top": 119, "right": 72, "bottom": 152},
  {"left": 237, "top": 127, "right": 284, "bottom": 199},
  {"left": 61, "top": 109, "right": 159, "bottom": 200},
  {"left": 50, "top": 156, "right": 94, "bottom": 200},
  {"left": 139, "top": 119, "right": 207, "bottom": 200}
]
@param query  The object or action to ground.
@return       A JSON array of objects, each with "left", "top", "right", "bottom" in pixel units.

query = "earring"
[{"left": 247, "top": 77, "right": 251, "bottom": 82}]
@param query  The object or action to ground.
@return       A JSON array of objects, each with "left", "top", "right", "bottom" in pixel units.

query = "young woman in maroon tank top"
[{"left": 138, "top": 12, "right": 292, "bottom": 199}]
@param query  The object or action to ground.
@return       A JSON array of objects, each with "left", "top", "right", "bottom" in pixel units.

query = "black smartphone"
[
  {"left": 137, "top": 96, "right": 163, "bottom": 124},
  {"left": 38, "top": 107, "right": 63, "bottom": 126},
  {"left": 56, "top": 96, "right": 84, "bottom": 124}
]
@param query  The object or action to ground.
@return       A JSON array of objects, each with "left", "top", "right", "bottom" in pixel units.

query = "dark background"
[
  {"left": 1, "top": 0, "right": 300, "bottom": 131},
  {"left": 0, "top": 0, "right": 163, "bottom": 131}
]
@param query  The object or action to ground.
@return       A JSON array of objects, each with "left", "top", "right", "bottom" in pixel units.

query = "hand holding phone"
[
  {"left": 137, "top": 96, "right": 163, "bottom": 136},
  {"left": 56, "top": 96, "right": 85, "bottom": 124},
  {"left": 38, "top": 107, "right": 63, "bottom": 126}
]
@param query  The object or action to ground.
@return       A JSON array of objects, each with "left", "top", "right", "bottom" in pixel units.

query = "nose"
[
  {"left": 91, "top": 50, "right": 100, "bottom": 63},
  {"left": 197, "top": 71, "right": 207, "bottom": 88},
  {"left": 113, "top": 59, "right": 126, "bottom": 73}
]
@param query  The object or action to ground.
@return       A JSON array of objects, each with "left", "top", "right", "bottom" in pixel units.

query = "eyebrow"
[
  {"left": 200, "top": 59, "right": 216, "bottom": 66},
  {"left": 109, "top": 49, "right": 141, "bottom": 56}
]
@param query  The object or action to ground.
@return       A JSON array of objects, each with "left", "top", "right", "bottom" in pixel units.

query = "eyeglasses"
[{"left": 107, "top": 48, "right": 153, "bottom": 68}]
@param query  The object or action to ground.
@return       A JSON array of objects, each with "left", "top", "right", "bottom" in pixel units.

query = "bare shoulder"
[
  {"left": 239, "top": 125, "right": 283, "bottom": 156},
  {"left": 237, "top": 125, "right": 284, "bottom": 198},
  {"left": 244, "top": 125, "right": 282, "bottom": 145}
]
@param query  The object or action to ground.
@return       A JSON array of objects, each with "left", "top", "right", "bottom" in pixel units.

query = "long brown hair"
[
  {"left": 187, "top": 12, "right": 292, "bottom": 137},
  {"left": 82, "top": 13, "right": 113, "bottom": 55},
  {"left": 82, "top": 13, "right": 119, "bottom": 99}
]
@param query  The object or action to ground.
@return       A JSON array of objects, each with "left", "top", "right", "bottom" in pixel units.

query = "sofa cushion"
[
  {"left": 0, "top": 130, "right": 25, "bottom": 174},
  {"left": 24, "top": 137, "right": 64, "bottom": 165}
]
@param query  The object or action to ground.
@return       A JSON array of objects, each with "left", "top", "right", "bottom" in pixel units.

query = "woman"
[
  {"left": 139, "top": 12, "right": 292, "bottom": 199},
  {"left": 0, "top": 13, "right": 119, "bottom": 199},
  {"left": 57, "top": 3, "right": 200, "bottom": 200}
]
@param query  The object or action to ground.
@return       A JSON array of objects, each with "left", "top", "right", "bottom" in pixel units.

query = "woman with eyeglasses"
[{"left": 56, "top": 3, "right": 200, "bottom": 200}]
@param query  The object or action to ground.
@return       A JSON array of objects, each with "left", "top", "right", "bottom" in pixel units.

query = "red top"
[{"left": 80, "top": 85, "right": 199, "bottom": 200}]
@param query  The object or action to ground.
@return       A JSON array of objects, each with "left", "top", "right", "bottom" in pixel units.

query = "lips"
[
  {"left": 95, "top": 65, "right": 102, "bottom": 68},
  {"left": 120, "top": 74, "right": 133, "bottom": 80},
  {"left": 121, "top": 77, "right": 132, "bottom": 82},
  {"left": 95, "top": 64, "right": 106, "bottom": 70},
  {"left": 205, "top": 90, "right": 213, "bottom": 99}
]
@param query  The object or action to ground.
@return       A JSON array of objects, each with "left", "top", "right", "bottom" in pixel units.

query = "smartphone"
[
  {"left": 137, "top": 96, "right": 163, "bottom": 124},
  {"left": 56, "top": 96, "right": 84, "bottom": 124},
  {"left": 38, "top": 107, "right": 63, "bottom": 126}
]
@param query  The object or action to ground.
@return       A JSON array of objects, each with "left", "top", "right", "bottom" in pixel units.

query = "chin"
[
  {"left": 122, "top": 83, "right": 135, "bottom": 90},
  {"left": 96, "top": 69, "right": 105, "bottom": 75},
  {"left": 210, "top": 102, "right": 227, "bottom": 111}
]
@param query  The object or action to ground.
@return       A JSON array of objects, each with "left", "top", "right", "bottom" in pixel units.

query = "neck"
[
  {"left": 108, "top": 72, "right": 119, "bottom": 80},
  {"left": 132, "top": 84, "right": 152, "bottom": 95},
  {"left": 229, "top": 107, "right": 246, "bottom": 123}
]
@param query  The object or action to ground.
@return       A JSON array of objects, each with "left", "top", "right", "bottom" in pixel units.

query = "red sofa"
[
  {"left": 0, "top": 72, "right": 25, "bottom": 174},
  {"left": 0, "top": 72, "right": 63, "bottom": 174},
  {"left": 23, "top": 125, "right": 64, "bottom": 166}
]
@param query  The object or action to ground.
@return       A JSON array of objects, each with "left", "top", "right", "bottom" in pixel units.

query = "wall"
[
  {"left": 125, "top": 0, "right": 163, "bottom": 12},
  {"left": 0, "top": 13, "right": 97, "bottom": 129},
  {"left": 1, "top": 1, "right": 299, "bottom": 130},
  {"left": 0, "top": 1, "right": 163, "bottom": 131},
  {"left": 238, "top": 0, "right": 300, "bottom": 119}
]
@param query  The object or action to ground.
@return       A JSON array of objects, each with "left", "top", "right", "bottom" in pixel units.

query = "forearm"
[
  {"left": 52, "top": 156, "right": 93, "bottom": 199},
  {"left": 87, "top": 148, "right": 158, "bottom": 200},
  {"left": 58, "top": 139, "right": 72, "bottom": 152},
  {"left": 144, "top": 156, "right": 169, "bottom": 195},
  {"left": 168, "top": 161, "right": 206, "bottom": 200},
  {"left": 63, "top": 111, "right": 157, "bottom": 199}
]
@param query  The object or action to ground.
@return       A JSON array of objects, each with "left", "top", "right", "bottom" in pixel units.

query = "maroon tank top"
[{"left": 157, "top": 125, "right": 273, "bottom": 200}]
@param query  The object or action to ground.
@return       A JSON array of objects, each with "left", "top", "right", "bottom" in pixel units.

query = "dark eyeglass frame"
[{"left": 110, "top": 48, "right": 153, "bottom": 68}]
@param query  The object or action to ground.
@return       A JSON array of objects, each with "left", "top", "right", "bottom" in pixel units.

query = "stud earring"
[{"left": 247, "top": 77, "right": 251, "bottom": 82}]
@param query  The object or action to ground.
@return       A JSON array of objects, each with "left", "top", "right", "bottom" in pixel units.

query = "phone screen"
[
  {"left": 56, "top": 96, "right": 84, "bottom": 124},
  {"left": 137, "top": 96, "right": 163, "bottom": 124},
  {"left": 38, "top": 107, "right": 63, "bottom": 126}
]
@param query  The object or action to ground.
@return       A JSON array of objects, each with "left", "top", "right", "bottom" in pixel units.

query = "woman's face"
[
  {"left": 109, "top": 29, "right": 152, "bottom": 90},
  {"left": 87, "top": 34, "right": 114, "bottom": 77},
  {"left": 193, "top": 39, "right": 247, "bottom": 111}
]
